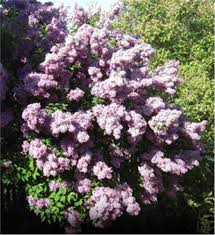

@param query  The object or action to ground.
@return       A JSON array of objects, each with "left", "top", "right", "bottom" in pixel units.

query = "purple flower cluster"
[
  {"left": 88, "top": 183, "right": 140, "bottom": 228},
  {"left": 23, "top": 72, "right": 58, "bottom": 98},
  {"left": 74, "top": 173, "right": 91, "bottom": 193},
  {"left": 138, "top": 163, "right": 164, "bottom": 204},
  {"left": 152, "top": 60, "right": 183, "bottom": 94},
  {"left": 49, "top": 180, "right": 72, "bottom": 192},
  {"left": 64, "top": 208, "right": 82, "bottom": 234},
  {"left": 28, "top": 139, "right": 70, "bottom": 176},
  {"left": 93, "top": 161, "right": 113, "bottom": 180},
  {"left": 67, "top": 88, "right": 85, "bottom": 102},
  {"left": 93, "top": 103, "right": 147, "bottom": 143},
  {"left": 148, "top": 109, "right": 182, "bottom": 144},
  {"left": 71, "top": 4, "right": 89, "bottom": 27},
  {"left": 183, "top": 120, "right": 207, "bottom": 142},
  {"left": 50, "top": 110, "right": 93, "bottom": 139},
  {"left": 22, "top": 103, "right": 50, "bottom": 133},
  {"left": 27, "top": 195, "right": 50, "bottom": 208}
]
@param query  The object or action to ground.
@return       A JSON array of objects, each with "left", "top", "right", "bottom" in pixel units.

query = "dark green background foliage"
[{"left": 115, "top": 0, "right": 214, "bottom": 233}]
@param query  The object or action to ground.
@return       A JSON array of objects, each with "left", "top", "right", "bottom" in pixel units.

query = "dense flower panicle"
[
  {"left": 28, "top": 138, "right": 49, "bottom": 159},
  {"left": 43, "top": 154, "right": 70, "bottom": 176},
  {"left": 50, "top": 111, "right": 76, "bottom": 136},
  {"left": 93, "top": 103, "right": 147, "bottom": 143},
  {"left": 93, "top": 161, "right": 113, "bottom": 180},
  {"left": 28, "top": 138, "right": 70, "bottom": 176},
  {"left": 49, "top": 180, "right": 72, "bottom": 192},
  {"left": 50, "top": 110, "right": 93, "bottom": 140},
  {"left": 89, "top": 183, "right": 140, "bottom": 227},
  {"left": 77, "top": 153, "right": 92, "bottom": 173},
  {"left": 116, "top": 183, "right": 141, "bottom": 216},
  {"left": 141, "top": 149, "right": 202, "bottom": 176},
  {"left": 75, "top": 177, "right": 91, "bottom": 193},
  {"left": 71, "top": 4, "right": 89, "bottom": 26},
  {"left": 182, "top": 120, "right": 207, "bottom": 142},
  {"left": 148, "top": 109, "right": 182, "bottom": 144},
  {"left": 22, "top": 103, "right": 50, "bottom": 132},
  {"left": 138, "top": 163, "right": 164, "bottom": 204},
  {"left": 27, "top": 195, "right": 50, "bottom": 208},
  {"left": 151, "top": 60, "right": 183, "bottom": 94},
  {"left": 2, "top": 0, "right": 67, "bottom": 62},
  {"left": 23, "top": 72, "right": 58, "bottom": 98},
  {"left": 88, "top": 187, "right": 123, "bottom": 227},
  {"left": 110, "top": 43, "right": 154, "bottom": 71},
  {"left": 92, "top": 103, "right": 126, "bottom": 139},
  {"left": 64, "top": 208, "right": 82, "bottom": 234},
  {"left": 126, "top": 110, "right": 147, "bottom": 143},
  {"left": 88, "top": 66, "right": 103, "bottom": 83},
  {"left": 60, "top": 136, "right": 79, "bottom": 163},
  {"left": 142, "top": 97, "right": 166, "bottom": 116},
  {"left": 67, "top": 88, "right": 85, "bottom": 101},
  {"left": 22, "top": 140, "right": 30, "bottom": 153}
]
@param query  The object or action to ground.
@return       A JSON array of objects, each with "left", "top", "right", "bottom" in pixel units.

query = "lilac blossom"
[
  {"left": 22, "top": 72, "right": 58, "bottom": 98},
  {"left": 77, "top": 153, "right": 92, "bottom": 173},
  {"left": 50, "top": 110, "right": 93, "bottom": 138},
  {"left": 28, "top": 139, "right": 70, "bottom": 176},
  {"left": 67, "top": 88, "right": 85, "bottom": 101},
  {"left": 75, "top": 176, "right": 91, "bottom": 193},
  {"left": 88, "top": 187, "right": 123, "bottom": 227},
  {"left": 138, "top": 163, "right": 164, "bottom": 204},
  {"left": 89, "top": 183, "right": 140, "bottom": 228},
  {"left": 148, "top": 109, "right": 182, "bottom": 144},
  {"left": 93, "top": 161, "right": 113, "bottom": 180},
  {"left": 22, "top": 103, "right": 50, "bottom": 133},
  {"left": 27, "top": 195, "right": 50, "bottom": 208},
  {"left": 142, "top": 97, "right": 166, "bottom": 116},
  {"left": 182, "top": 120, "right": 207, "bottom": 142},
  {"left": 64, "top": 207, "right": 82, "bottom": 234},
  {"left": 151, "top": 60, "right": 183, "bottom": 94},
  {"left": 49, "top": 180, "right": 72, "bottom": 192}
]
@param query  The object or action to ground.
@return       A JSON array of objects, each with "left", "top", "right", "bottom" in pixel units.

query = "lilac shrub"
[{"left": 1, "top": 0, "right": 207, "bottom": 233}]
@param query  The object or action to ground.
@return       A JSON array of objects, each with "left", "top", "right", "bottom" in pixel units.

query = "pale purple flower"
[
  {"left": 93, "top": 161, "right": 112, "bottom": 180},
  {"left": 67, "top": 88, "right": 85, "bottom": 102},
  {"left": 64, "top": 207, "right": 82, "bottom": 234},
  {"left": 27, "top": 196, "right": 50, "bottom": 208}
]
